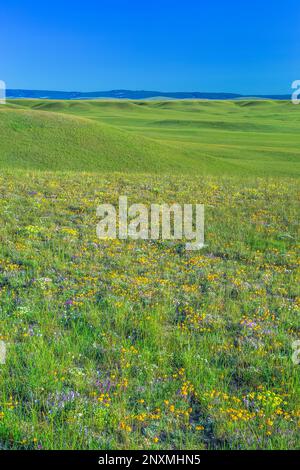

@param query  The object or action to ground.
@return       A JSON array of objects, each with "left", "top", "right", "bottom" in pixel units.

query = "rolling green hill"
[
  {"left": 0, "top": 107, "right": 195, "bottom": 173},
  {"left": 1, "top": 99, "right": 299, "bottom": 176}
]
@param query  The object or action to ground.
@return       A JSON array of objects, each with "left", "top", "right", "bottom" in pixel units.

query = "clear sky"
[{"left": 1, "top": 0, "right": 299, "bottom": 94}]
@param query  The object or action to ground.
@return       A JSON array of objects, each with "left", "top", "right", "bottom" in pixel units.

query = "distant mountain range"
[{"left": 5, "top": 89, "right": 291, "bottom": 100}]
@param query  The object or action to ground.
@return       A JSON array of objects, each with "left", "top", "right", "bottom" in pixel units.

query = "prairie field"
[{"left": 0, "top": 100, "right": 299, "bottom": 450}]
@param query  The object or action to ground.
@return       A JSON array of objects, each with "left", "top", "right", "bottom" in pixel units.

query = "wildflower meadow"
[{"left": 0, "top": 167, "right": 299, "bottom": 449}]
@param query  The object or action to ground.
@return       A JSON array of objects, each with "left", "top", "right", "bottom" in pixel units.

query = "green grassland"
[
  {"left": 1, "top": 99, "right": 300, "bottom": 176},
  {"left": 0, "top": 100, "right": 299, "bottom": 450}
]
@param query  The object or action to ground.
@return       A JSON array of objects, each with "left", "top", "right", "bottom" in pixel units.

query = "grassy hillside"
[
  {"left": 0, "top": 107, "right": 196, "bottom": 173},
  {"left": 2, "top": 99, "right": 300, "bottom": 176}
]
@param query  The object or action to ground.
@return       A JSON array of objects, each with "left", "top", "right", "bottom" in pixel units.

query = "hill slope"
[
  {"left": 1, "top": 100, "right": 299, "bottom": 176},
  {"left": 0, "top": 107, "right": 203, "bottom": 173}
]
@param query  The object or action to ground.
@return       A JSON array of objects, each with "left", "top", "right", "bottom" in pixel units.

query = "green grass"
[
  {"left": 0, "top": 100, "right": 299, "bottom": 450},
  {"left": 2, "top": 99, "right": 300, "bottom": 176}
]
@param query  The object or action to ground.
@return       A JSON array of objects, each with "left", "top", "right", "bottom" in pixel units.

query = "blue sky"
[{"left": 1, "top": 0, "right": 299, "bottom": 93}]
